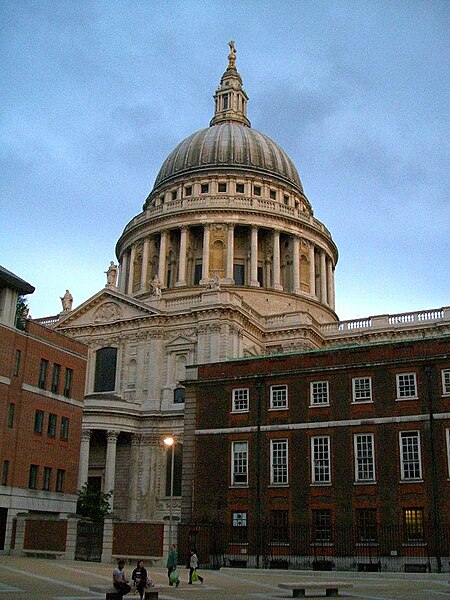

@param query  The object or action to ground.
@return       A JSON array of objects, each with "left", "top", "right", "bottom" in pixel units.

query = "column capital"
[
  {"left": 106, "top": 430, "right": 119, "bottom": 444},
  {"left": 81, "top": 429, "right": 92, "bottom": 442}
]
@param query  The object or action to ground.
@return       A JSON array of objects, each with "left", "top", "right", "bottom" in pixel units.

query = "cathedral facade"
[{"left": 51, "top": 45, "right": 449, "bottom": 527}]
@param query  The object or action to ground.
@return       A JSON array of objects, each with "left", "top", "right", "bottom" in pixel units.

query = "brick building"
[
  {"left": 0, "top": 266, "right": 87, "bottom": 551},
  {"left": 181, "top": 336, "right": 450, "bottom": 571}
]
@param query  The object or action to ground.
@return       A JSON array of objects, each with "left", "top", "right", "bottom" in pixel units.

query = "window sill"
[
  {"left": 311, "top": 483, "right": 332, "bottom": 487},
  {"left": 309, "top": 404, "right": 330, "bottom": 408},
  {"left": 310, "top": 542, "right": 333, "bottom": 547},
  {"left": 395, "top": 397, "right": 419, "bottom": 402},
  {"left": 230, "top": 484, "right": 249, "bottom": 489},
  {"left": 354, "top": 481, "right": 377, "bottom": 485},
  {"left": 268, "top": 484, "right": 289, "bottom": 488},
  {"left": 399, "top": 479, "right": 423, "bottom": 484},
  {"left": 268, "top": 407, "right": 288, "bottom": 411},
  {"left": 355, "top": 542, "right": 379, "bottom": 547},
  {"left": 351, "top": 400, "right": 373, "bottom": 405}
]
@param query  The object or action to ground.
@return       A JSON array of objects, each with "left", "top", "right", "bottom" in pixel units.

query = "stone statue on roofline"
[
  {"left": 60, "top": 289, "right": 73, "bottom": 312},
  {"left": 105, "top": 261, "right": 118, "bottom": 288},
  {"left": 151, "top": 276, "right": 162, "bottom": 298}
]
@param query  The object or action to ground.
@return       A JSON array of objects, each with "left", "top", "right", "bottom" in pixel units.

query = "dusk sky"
[{"left": 1, "top": 0, "right": 448, "bottom": 320}]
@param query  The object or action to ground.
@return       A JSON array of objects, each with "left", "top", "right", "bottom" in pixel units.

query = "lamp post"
[{"left": 164, "top": 436, "right": 175, "bottom": 550}]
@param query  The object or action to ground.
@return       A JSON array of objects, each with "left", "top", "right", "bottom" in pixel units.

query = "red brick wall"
[
  {"left": 24, "top": 519, "right": 67, "bottom": 552},
  {"left": 113, "top": 523, "right": 164, "bottom": 557}
]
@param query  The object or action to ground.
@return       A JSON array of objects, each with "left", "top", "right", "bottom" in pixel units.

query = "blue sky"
[{"left": 1, "top": 0, "right": 449, "bottom": 320}]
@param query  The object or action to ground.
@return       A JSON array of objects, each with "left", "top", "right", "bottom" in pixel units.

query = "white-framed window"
[
  {"left": 270, "top": 439, "right": 288, "bottom": 485},
  {"left": 354, "top": 433, "right": 376, "bottom": 483},
  {"left": 442, "top": 369, "right": 450, "bottom": 395},
  {"left": 310, "top": 381, "right": 329, "bottom": 406},
  {"left": 232, "top": 388, "right": 249, "bottom": 413},
  {"left": 352, "top": 377, "right": 372, "bottom": 403},
  {"left": 396, "top": 373, "right": 418, "bottom": 400},
  {"left": 399, "top": 431, "right": 422, "bottom": 481},
  {"left": 231, "top": 441, "right": 248, "bottom": 486},
  {"left": 311, "top": 436, "right": 331, "bottom": 484},
  {"left": 446, "top": 428, "right": 450, "bottom": 479},
  {"left": 270, "top": 385, "right": 288, "bottom": 409}
]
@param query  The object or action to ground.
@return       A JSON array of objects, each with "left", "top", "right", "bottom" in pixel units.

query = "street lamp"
[{"left": 164, "top": 436, "right": 175, "bottom": 550}]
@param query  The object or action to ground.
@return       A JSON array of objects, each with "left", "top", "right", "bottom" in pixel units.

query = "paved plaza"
[{"left": 0, "top": 556, "right": 448, "bottom": 600}]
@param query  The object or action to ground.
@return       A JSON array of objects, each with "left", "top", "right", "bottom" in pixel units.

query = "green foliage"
[
  {"left": 77, "top": 484, "right": 113, "bottom": 522},
  {"left": 15, "top": 295, "right": 29, "bottom": 330}
]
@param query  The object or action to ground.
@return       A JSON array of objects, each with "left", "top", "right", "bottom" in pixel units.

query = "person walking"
[
  {"left": 167, "top": 544, "right": 179, "bottom": 586},
  {"left": 131, "top": 560, "right": 148, "bottom": 600},
  {"left": 112, "top": 559, "right": 131, "bottom": 598},
  {"left": 188, "top": 549, "right": 204, "bottom": 584}
]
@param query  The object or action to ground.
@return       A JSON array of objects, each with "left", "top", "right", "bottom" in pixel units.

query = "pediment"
[
  {"left": 166, "top": 333, "right": 197, "bottom": 349},
  {"left": 55, "top": 288, "right": 161, "bottom": 329}
]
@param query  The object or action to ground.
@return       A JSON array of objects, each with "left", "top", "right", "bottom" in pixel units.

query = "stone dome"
[{"left": 153, "top": 123, "right": 303, "bottom": 193}]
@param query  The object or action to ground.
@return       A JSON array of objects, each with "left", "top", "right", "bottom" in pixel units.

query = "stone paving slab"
[{"left": 0, "top": 556, "right": 448, "bottom": 600}]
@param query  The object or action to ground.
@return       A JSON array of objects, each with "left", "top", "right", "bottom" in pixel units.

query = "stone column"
[
  {"left": 200, "top": 225, "right": 210, "bottom": 283},
  {"left": 127, "top": 245, "right": 136, "bottom": 295},
  {"left": 176, "top": 227, "right": 188, "bottom": 286},
  {"left": 309, "top": 243, "right": 316, "bottom": 297},
  {"left": 293, "top": 235, "right": 301, "bottom": 294},
  {"left": 327, "top": 258, "right": 335, "bottom": 309},
  {"left": 250, "top": 226, "right": 259, "bottom": 286},
  {"left": 118, "top": 253, "right": 128, "bottom": 293},
  {"left": 104, "top": 431, "right": 119, "bottom": 508},
  {"left": 272, "top": 230, "right": 282, "bottom": 290},
  {"left": 226, "top": 224, "right": 235, "bottom": 282},
  {"left": 129, "top": 434, "right": 142, "bottom": 520},
  {"left": 77, "top": 429, "right": 91, "bottom": 490},
  {"left": 158, "top": 230, "right": 168, "bottom": 287},
  {"left": 141, "top": 238, "right": 150, "bottom": 291},
  {"left": 320, "top": 250, "right": 327, "bottom": 303}
]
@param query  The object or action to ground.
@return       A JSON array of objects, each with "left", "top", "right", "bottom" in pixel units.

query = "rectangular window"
[
  {"left": 34, "top": 410, "right": 44, "bottom": 434},
  {"left": 310, "top": 381, "right": 329, "bottom": 406},
  {"left": 232, "top": 388, "right": 249, "bottom": 412},
  {"left": 354, "top": 434, "right": 376, "bottom": 482},
  {"left": 352, "top": 377, "right": 372, "bottom": 403},
  {"left": 7, "top": 404, "right": 15, "bottom": 428},
  {"left": 311, "top": 436, "right": 331, "bottom": 484},
  {"left": 253, "top": 185, "right": 261, "bottom": 196},
  {"left": 60, "top": 417, "right": 69, "bottom": 441},
  {"left": 64, "top": 368, "right": 73, "bottom": 398},
  {"left": 284, "top": 194, "right": 289, "bottom": 204},
  {"left": 403, "top": 508, "right": 424, "bottom": 542},
  {"left": 218, "top": 182, "right": 227, "bottom": 193},
  {"left": 236, "top": 183, "right": 245, "bottom": 194},
  {"left": 270, "top": 439, "right": 288, "bottom": 485},
  {"left": 184, "top": 185, "right": 192, "bottom": 196},
  {"left": 2, "top": 460, "right": 9, "bottom": 486},
  {"left": 233, "top": 263, "right": 245, "bottom": 285},
  {"left": 56, "top": 469, "right": 65, "bottom": 493},
  {"left": 396, "top": 373, "right": 417, "bottom": 400},
  {"left": 270, "top": 384, "right": 288, "bottom": 409},
  {"left": 13, "top": 350, "right": 21, "bottom": 376},
  {"left": 312, "top": 509, "right": 332, "bottom": 543},
  {"left": 201, "top": 183, "right": 209, "bottom": 194},
  {"left": 171, "top": 190, "right": 177, "bottom": 200},
  {"left": 231, "top": 511, "right": 248, "bottom": 543},
  {"left": 47, "top": 413, "right": 57, "bottom": 438},
  {"left": 269, "top": 189, "right": 276, "bottom": 200},
  {"left": 231, "top": 441, "right": 248, "bottom": 486},
  {"left": 400, "top": 431, "right": 422, "bottom": 480},
  {"left": 38, "top": 358, "right": 48, "bottom": 389},
  {"left": 356, "top": 508, "right": 377, "bottom": 542},
  {"left": 442, "top": 369, "right": 450, "bottom": 395},
  {"left": 29, "top": 464, "right": 38, "bottom": 489},
  {"left": 51, "top": 364, "right": 60, "bottom": 394},
  {"left": 42, "top": 467, "right": 52, "bottom": 491},
  {"left": 269, "top": 509, "right": 289, "bottom": 543}
]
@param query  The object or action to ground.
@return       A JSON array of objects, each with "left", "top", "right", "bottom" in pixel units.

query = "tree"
[
  {"left": 76, "top": 484, "right": 113, "bottom": 521},
  {"left": 15, "top": 295, "right": 29, "bottom": 330}
]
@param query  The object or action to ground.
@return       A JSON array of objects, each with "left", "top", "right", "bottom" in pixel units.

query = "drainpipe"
[
  {"left": 255, "top": 378, "right": 264, "bottom": 568},
  {"left": 425, "top": 365, "right": 442, "bottom": 572}
]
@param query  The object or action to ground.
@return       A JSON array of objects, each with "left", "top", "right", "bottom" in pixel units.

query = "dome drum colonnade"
[{"left": 115, "top": 42, "right": 337, "bottom": 316}]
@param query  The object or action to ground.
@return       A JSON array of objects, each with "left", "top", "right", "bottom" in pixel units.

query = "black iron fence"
[{"left": 177, "top": 521, "right": 450, "bottom": 573}]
